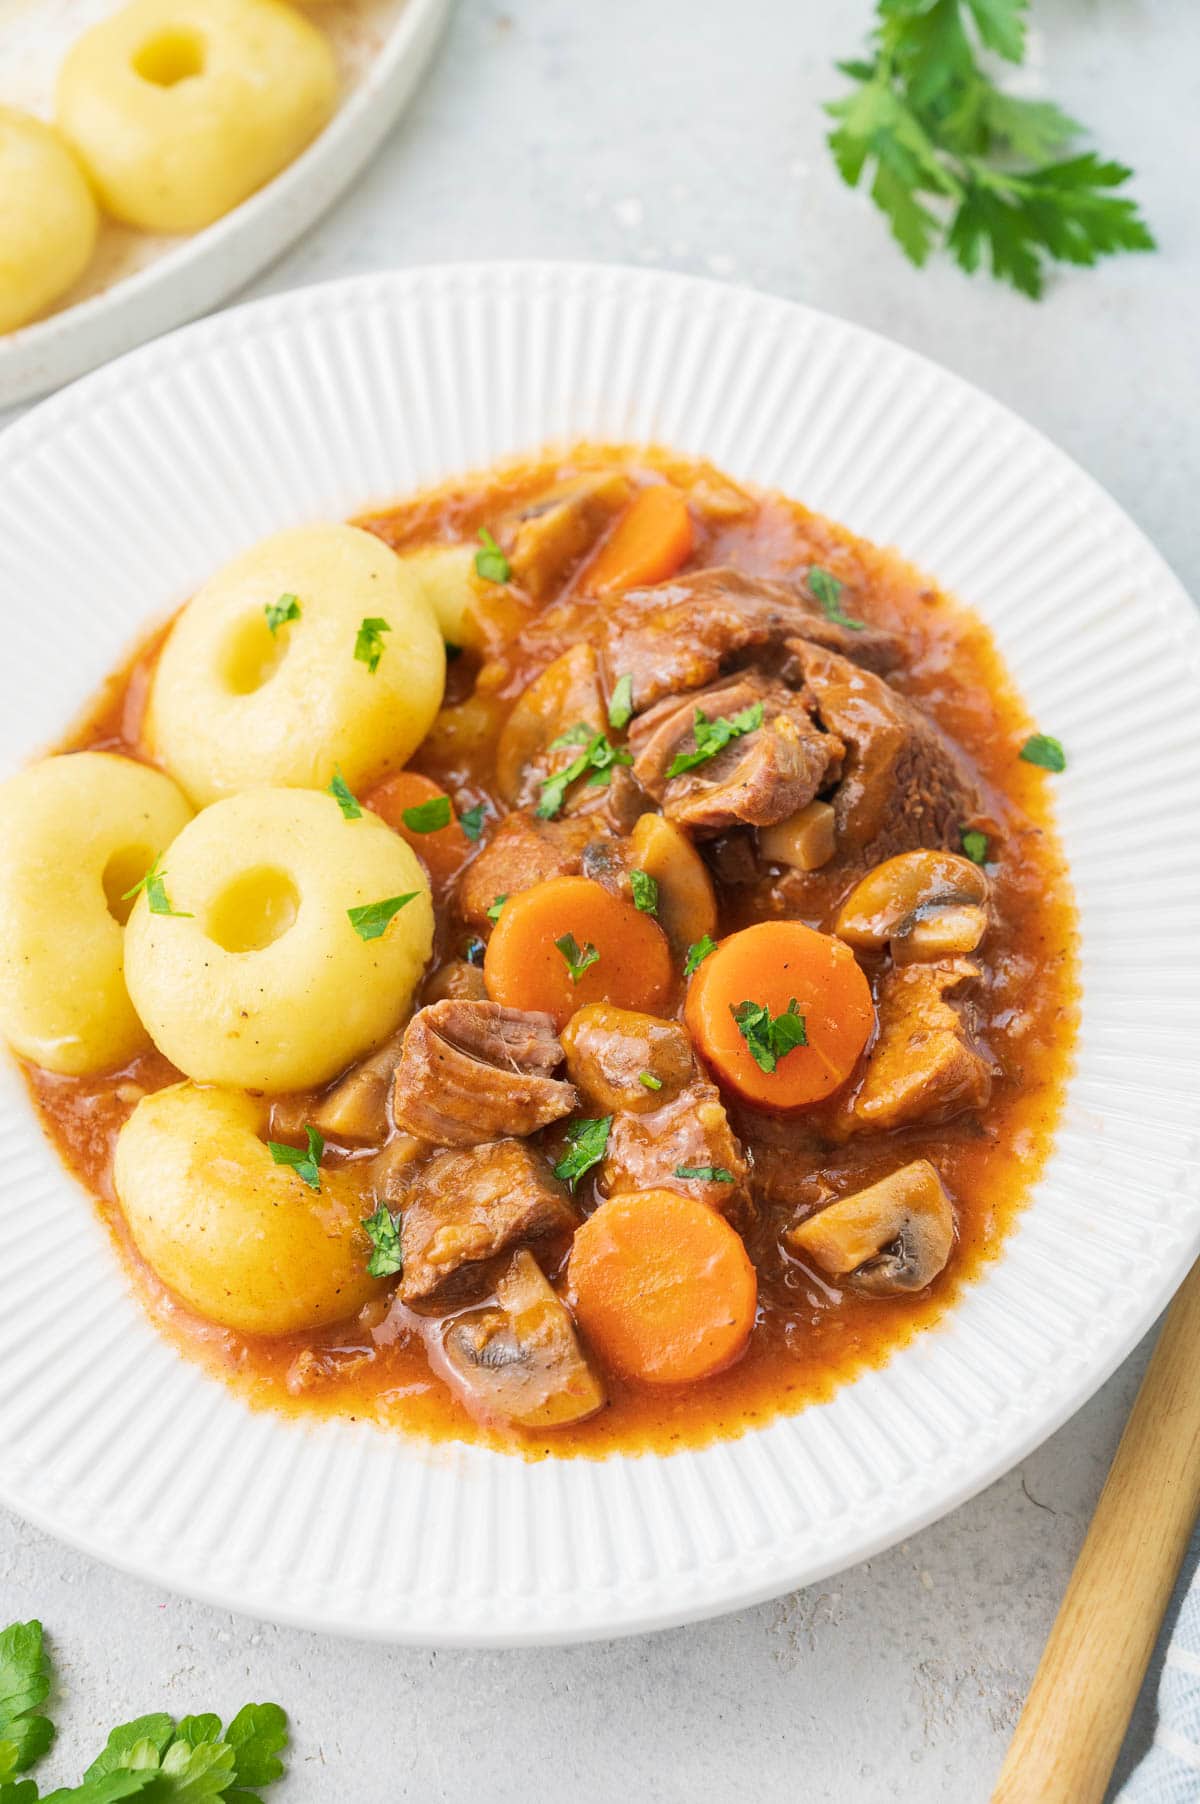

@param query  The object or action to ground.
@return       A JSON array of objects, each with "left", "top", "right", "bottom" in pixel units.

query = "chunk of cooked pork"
[
  {"left": 456, "top": 812, "right": 599, "bottom": 928},
  {"left": 393, "top": 1139, "right": 577, "bottom": 1308},
  {"left": 393, "top": 1000, "right": 576, "bottom": 1146},
  {"left": 603, "top": 1081, "right": 753, "bottom": 1226},
  {"left": 847, "top": 959, "right": 992, "bottom": 1132},
  {"left": 629, "top": 671, "right": 843, "bottom": 834}
]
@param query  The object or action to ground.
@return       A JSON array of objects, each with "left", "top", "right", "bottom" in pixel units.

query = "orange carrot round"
[
  {"left": 685, "top": 921, "right": 874, "bottom": 1110},
  {"left": 364, "top": 771, "right": 471, "bottom": 894},
  {"left": 568, "top": 1189, "right": 757, "bottom": 1385},
  {"left": 583, "top": 484, "right": 694, "bottom": 595},
  {"left": 483, "top": 875, "right": 672, "bottom": 1029}
]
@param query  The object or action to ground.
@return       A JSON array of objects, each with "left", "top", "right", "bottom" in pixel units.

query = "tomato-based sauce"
[{"left": 23, "top": 444, "right": 1078, "bottom": 1458}]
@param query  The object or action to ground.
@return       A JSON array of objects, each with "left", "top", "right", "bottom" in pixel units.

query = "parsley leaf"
[
  {"left": 1020, "top": 732, "right": 1067, "bottom": 772},
  {"left": 354, "top": 616, "right": 391, "bottom": 674},
  {"left": 0, "top": 1621, "right": 53, "bottom": 1779},
  {"left": 121, "top": 856, "right": 192, "bottom": 918},
  {"left": 961, "top": 827, "right": 989, "bottom": 864},
  {"left": 553, "top": 1117, "right": 612, "bottom": 1188},
  {"left": 536, "top": 732, "right": 633, "bottom": 818},
  {"left": 730, "top": 998, "right": 808, "bottom": 1074},
  {"left": 548, "top": 723, "right": 594, "bottom": 751},
  {"left": 683, "top": 934, "right": 718, "bottom": 977},
  {"left": 267, "top": 1125, "right": 324, "bottom": 1192},
  {"left": 362, "top": 1206, "right": 403, "bottom": 1278},
  {"left": 674, "top": 1165, "right": 734, "bottom": 1184},
  {"left": 826, "top": 1, "right": 1154, "bottom": 297},
  {"left": 630, "top": 869, "right": 658, "bottom": 916},
  {"left": 555, "top": 933, "right": 599, "bottom": 983},
  {"left": 263, "top": 594, "right": 300, "bottom": 636},
  {"left": 638, "top": 1071, "right": 663, "bottom": 1091},
  {"left": 347, "top": 893, "right": 419, "bottom": 941},
  {"left": 327, "top": 768, "right": 362, "bottom": 820},
  {"left": 474, "top": 528, "right": 510, "bottom": 585},
  {"left": 607, "top": 674, "right": 635, "bottom": 730},
  {"left": 807, "top": 565, "right": 865, "bottom": 632},
  {"left": 665, "top": 702, "right": 764, "bottom": 780},
  {"left": 402, "top": 796, "right": 452, "bottom": 833},
  {"left": 459, "top": 802, "right": 486, "bottom": 842},
  {"left": 486, "top": 894, "right": 508, "bottom": 923}
]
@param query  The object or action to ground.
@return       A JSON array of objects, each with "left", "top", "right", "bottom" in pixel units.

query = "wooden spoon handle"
[{"left": 992, "top": 1258, "right": 1200, "bottom": 1803}]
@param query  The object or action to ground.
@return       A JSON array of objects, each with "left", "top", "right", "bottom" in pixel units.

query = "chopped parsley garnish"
[
  {"left": 0, "top": 1618, "right": 52, "bottom": 1778},
  {"left": 487, "top": 893, "right": 508, "bottom": 922},
  {"left": 675, "top": 1165, "right": 734, "bottom": 1184},
  {"left": 362, "top": 1205, "right": 403, "bottom": 1277},
  {"left": 459, "top": 802, "right": 486, "bottom": 842},
  {"left": 327, "top": 767, "right": 362, "bottom": 819},
  {"left": 553, "top": 1116, "right": 612, "bottom": 1188},
  {"left": 555, "top": 933, "right": 600, "bottom": 983},
  {"left": 730, "top": 998, "right": 808, "bottom": 1074},
  {"left": 961, "top": 827, "right": 989, "bottom": 864},
  {"left": 354, "top": 615, "right": 391, "bottom": 674},
  {"left": 549, "top": 722, "right": 594, "bottom": 751},
  {"left": 630, "top": 868, "right": 659, "bottom": 915},
  {"left": 608, "top": 673, "right": 635, "bottom": 730},
  {"left": 347, "top": 892, "right": 419, "bottom": 941},
  {"left": 402, "top": 795, "right": 452, "bottom": 833},
  {"left": 665, "top": 702, "right": 764, "bottom": 779},
  {"left": 639, "top": 1071, "right": 663, "bottom": 1091},
  {"left": 808, "top": 565, "right": 865, "bottom": 632},
  {"left": 536, "top": 730, "right": 633, "bottom": 818},
  {"left": 121, "top": 854, "right": 193, "bottom": 918},
  {"left": 267, "top": 1125, "right": 324, "bottom": 1192},
  {"left": 474, "top": 527, "right": 510, "bottom": 584},
  {"left": 1019, "top": 732, "right": 1067, "bottom": 772},
  {"left": 264, "top": 593, "right": 300, "bottom": 635},
  {"left": 684, "top": 934, "right": 718, "bottom": 977}
]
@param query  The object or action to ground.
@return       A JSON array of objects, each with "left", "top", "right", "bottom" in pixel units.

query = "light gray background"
[{"left": 2, "top": 2, "right": 1196, "bottom": 1798}]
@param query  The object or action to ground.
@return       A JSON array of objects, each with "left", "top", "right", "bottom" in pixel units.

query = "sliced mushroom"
[
  {"left": 787, "top": 1159, "right": 955, "bottom": 1296},
  {"left": 440, "top": 1250, "right": 607, "bottom": 1428},
  {"left": 834, "top": 850, "right": 988, "bottom": 960},
  {"left": 507, "top": 472, "right": 632, "bottom": 601},
  {"left": 758, "top": 799, "right": 837, "bottom": 872},
  {"left": 495, "top": 643, "right": 606, "bottom": 806},
  {"left": 627, "top": 812, "right": 718, "bottom": 957}
]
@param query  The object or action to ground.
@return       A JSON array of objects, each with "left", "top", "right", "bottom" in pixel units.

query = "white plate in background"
[
  {"left": 0, "top": 263, "right": 1197, "bottom": 1644},
  {"left": 0, "top": 0, "right": 450, "bottom": 407}
]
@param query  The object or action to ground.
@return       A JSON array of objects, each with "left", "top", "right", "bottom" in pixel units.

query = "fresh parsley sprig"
[
  {"left": 536, "top": 729, "right": 633, "bottom": 819},
  {"left": 264, "top": 593, "right": 300, "bottom": 635},
  {"left": 354, "top": 615, "right": 391, "bottom": 674},
  {"left": 827, "top": 0, "right": 1154, "bottom": 298},
  {"left": 347, "top": 892, "right": 419, "bottom": 941},
  {"left": 630, "top": 869, "right": 659, "bottom": 916},
  {"left": 474, "top": 528, "right": 510, "bottom": 584},
  {"left": 363, "top": 1205, "right": 403, "bottom": 1277},
  {"left": 402, "top": 796, "right": 453, "bottom": 833},
  {"left": 684, "top": 934, "right": 718, "bottom": 977},
  {"left": 327, "top": 768, "right": 362, "bottom": 819},
  {"left": 665, "top": 702, "right": 763, "bottom": 780},
  {"left": 121, "top": 856, "right": 192, "bottom": 919},
  {"left": 808, "top": 566, "right": 864, "bottom": 632},
  {"left": 730, "top": 998, "right": 808, "bottom": 1075},
  {"left": 267, "top": 1124, "right": 324, "bottom": 1192},
  {"left": 555, "top": 933, "right": 600, "bottom": 983},
  {"left": 553, "top": 1117, "right": 612, "bottom": 1188}
]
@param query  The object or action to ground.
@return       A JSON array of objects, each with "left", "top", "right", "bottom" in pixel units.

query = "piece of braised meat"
[
  {"left": 602, "top": 566, "right": 901, "bottom": 712},
  {"left": 393, "top": 1000, "right": 576, "bottom": 1146},
  {"left": 456, "top": 812, "right": 600, "bottom": 928},
  {"left": 494, "top": 643, "right": 607, "bottom": 809},
  {"left": 629, "top": 671, "right": 843, "bottom": 834},
  {"left": 391, "top": 1138, "right": 577, "bottom": 1308},
  {"left": 562, "top": 1003, "right": 698, "bottom": 1114},
  {"left": 795, "top": 643, "right": 980, "bottom": 865},
  {"left": 843, "top": 958, "right": 993, "bottom": 1132}
]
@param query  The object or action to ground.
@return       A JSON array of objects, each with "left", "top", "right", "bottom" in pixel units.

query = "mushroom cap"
[
  {"left": 834, "top": 850, "right": 988, "bottom": 956},
  {"left": 440, "top": 1250, "right": 606, "bottom": 1429},
  {"left": 787, "top": 1158, "right": 955, "bottom": 1296}
]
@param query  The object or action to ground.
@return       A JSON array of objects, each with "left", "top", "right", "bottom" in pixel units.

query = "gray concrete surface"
[{"left": 2, "top": 1, "right": 1197, "bottom": 1798}]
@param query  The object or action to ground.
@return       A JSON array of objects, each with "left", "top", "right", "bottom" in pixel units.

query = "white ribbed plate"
[{"left": 1, "top": 264, "right": 1198, "bottom": 1646}]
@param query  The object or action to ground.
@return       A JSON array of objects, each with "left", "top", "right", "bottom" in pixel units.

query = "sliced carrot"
[
  {"left": 582, "top": 484, "right": 694, "bottom": 595},
  {"left": 568, "top": 1189, "right": 756, "bottom": 1385},
  {"left": 483, "top": 875, "right": 672, "bottom": 1029},
  {"left": 364, "top": 771, "right": 471, "bottom": 894},
  {"left": 685, "top": 921, "right": 875, "bottom": 1110}
]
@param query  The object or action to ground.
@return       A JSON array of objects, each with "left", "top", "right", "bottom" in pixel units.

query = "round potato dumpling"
[
  {"left": 0, "top": 108, "right": 99, "bottom": 335},
  {"left": 114, "top": 1083, "right": 383, "bottom": 1334},
  {"left": 56, "top": 0, "right": 337, "bottom": 235},
  {"left": 0, "top": 752, "right": 192, "bottom": 1074},
  {"left": 123, "top": 785, "right": 434, "bottom": 1090},
  {"left": 399, "top": 544, "right": 488, "bottom": 650},
  {"left": 146, "top": 524, "right": 445, "bottom": 806}
]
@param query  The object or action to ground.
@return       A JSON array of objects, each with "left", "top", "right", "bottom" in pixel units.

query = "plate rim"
[{"left": 1, "top": 259, "right": 1198, "bottom": 1646}]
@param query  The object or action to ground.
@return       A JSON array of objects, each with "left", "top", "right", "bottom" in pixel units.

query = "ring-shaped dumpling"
[
  {"left": 114, "top": 1083, "right": 382, "bottom": 1334},
  {"left": 0, "top": 752, "right": 192, "bottom": 1074},
  {"left": 0, "top": 108, "right": 99, "bottom": 335},
  {"left": 56, "top": 0, "right": 337, "bottom": 234},
  {"left": 145, "top": 524, "right": 445, "bottom": 806},
  {"left": 123, "top": 786, "right": 434, "bottom": 1090},
  {"left": 399, "top": 544, "right": 488, "bottom": 650}
]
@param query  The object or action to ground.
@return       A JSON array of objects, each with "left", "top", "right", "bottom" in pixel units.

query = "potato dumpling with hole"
[
  {"left": 398, "top": 544, "right": 487, "bottom": 650},
  {"left": 146, "top": 524, "right": 444, "bottom": 806},
  {"left": 56, "top": 0, "right": 337, "bottom": 234},
  {"left": 115, "top": 1083, "right": 383, "bottom": 1334},
  {"left": 123, "top": 786, "right": 433, "bottom": 1090},
  {"left": 0, "top": 109, "right": 99, "bottom": 335},
  {"left": 0, "top": 752, "right": 192, "bottom": 1074}
]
